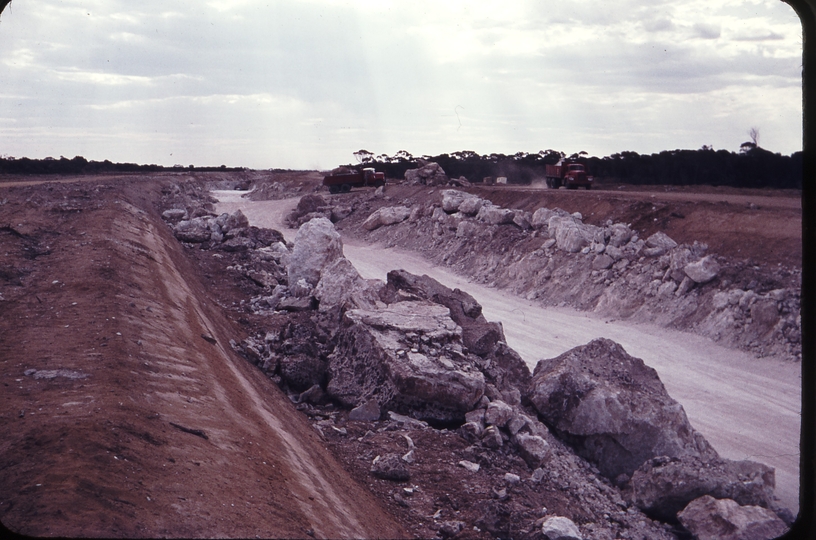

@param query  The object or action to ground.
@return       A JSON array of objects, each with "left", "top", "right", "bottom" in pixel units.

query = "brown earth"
[{"left": 0, "top": 177, "right": 404, "bottom": 538}]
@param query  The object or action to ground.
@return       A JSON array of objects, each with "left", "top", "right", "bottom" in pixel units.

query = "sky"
[{"left": 0, "top": 0, "right": 803, "bottom": 170}]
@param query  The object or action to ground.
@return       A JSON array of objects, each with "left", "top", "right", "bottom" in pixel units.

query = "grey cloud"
[
  {"left": 642, "top": 18, "right": 674, "bottom": 32},
  {"left": 693, "top": 22, "right": 721, "bottom": 39},
  {"left": 733, "top": 31, "right": 784, "bottom": 41}
]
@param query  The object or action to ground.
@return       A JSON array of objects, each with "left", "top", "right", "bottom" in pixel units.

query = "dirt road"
[{"left": 216, "top": 191, "right": 801, "bottom": 515}]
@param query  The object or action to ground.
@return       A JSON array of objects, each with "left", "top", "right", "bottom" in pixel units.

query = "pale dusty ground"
[{"left": 215, "top": 190, "right": 802, "bottom": 515}]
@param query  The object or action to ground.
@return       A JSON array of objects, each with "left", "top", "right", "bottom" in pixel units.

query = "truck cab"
[{"left": 545, "top": 159, "right": 593, "bottom": 190}]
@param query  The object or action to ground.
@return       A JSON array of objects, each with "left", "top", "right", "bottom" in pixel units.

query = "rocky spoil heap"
[
  {"left": 404, "top": 161, "right": 449, "bottom": 186},
  {"left": 348, "top": 187, "right": 800, "bottom": 360},
  {"left": 163, "top": 194, "right": 792, "bottom": 539}
]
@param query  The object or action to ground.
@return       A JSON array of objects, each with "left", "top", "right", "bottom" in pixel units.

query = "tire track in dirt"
[{"left": 128, "top": 200, "right": 402, "bottom": 538}]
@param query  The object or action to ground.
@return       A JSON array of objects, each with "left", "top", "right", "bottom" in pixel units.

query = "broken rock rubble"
[
  {"left": 165, "top": 190, "right": 792, "bottom": 539},
  {"left": 352, "top": 187, "right": 800, "bottom": 360}
]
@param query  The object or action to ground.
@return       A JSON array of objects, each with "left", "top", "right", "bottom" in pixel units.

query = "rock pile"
[
  {"left": 351, "top": 188, "right": 800, "bottom": 360},
  {"left": 163, "top": 190, "right": 793, "bottom": 539},
  {"left": 404, "top": 162, "right": 449, "bottom": 186}
]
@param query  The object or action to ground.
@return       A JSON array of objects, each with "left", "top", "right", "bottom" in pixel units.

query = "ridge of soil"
[{"left": 0, "top": 177, "right": 404, "bottom": 538}]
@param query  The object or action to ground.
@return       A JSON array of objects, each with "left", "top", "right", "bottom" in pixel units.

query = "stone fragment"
[
  {"left": 482, "top": 425, "right": 503, "bottom": 448},
  {"left": 658, "top": 281, "right": 678, "bottom": 297},
  {"left": 605, "top": 245, "right": 625, "bottom": 261},
  {"left": 504, "top": 473, "right": 521, "bottom": 486},
  {"left": 173, "top": 218, "right": 211, "bottom": 242},
  {"left": 548, "top": 216, "right": 597, "bottom": 253},
  {"left": 459, "top": 196, "right": 485, "bottom": 216},
  {"left": 277, "top": 296, "right": 314, "bottom": 312},
  {"left": 677, "top": 495, "right": 788, "bottom": 540},
  {"left": 515, "top": 433, "right": 550, "bottom": 468},
  {"left": 631, "top": 455, "right": 777, "bottom": 522},
  {"left": 684, "top": 255, "right": 720, "bottom": 284},
  {"left": 607, "top": 223, "right": 634, "bottom": 247},
  {"left": 675, "top": 276, "right": 695, "bottom": 296},
  {"left": 441, "top": 190, "right": 470, "bottom": 213},
  {"left": 645, "top": 231, "right": 678, "bottom": 251},
  {"left": 349, "top": 400, "right": 381, "bottom": 421},
  {"left": 438, "top": 520, "right": 465, "bottom": 538},
  {"left": 541, "top": 516, "right": 582, "bottom": 540},
  {"left": 484, "top": 400, "right": 514, "bottom": 428},
  {"left": 458, "top": 460, "right": 480, "bottom": 473},
  {"left": 287, "top": 217, "right": 343, "bottom": 287},
  {"left": 222, "top": 209, "right": 249, "bottom": 232},
  {"left": 476, "top": 204, "right": 516, "bottom": 225},
  {"left": 162, "top": 208, "right": 187, "bottom": 222},
  {"left": 362, "top": 206, "right": 412, "bottom": 231},
  {"left": 531, "top": 207, "right": 559, "bottom": 230},
  {"left": 513, "top": 212, "right": 532, "bottom": 230},
  {"left": 313, "top": 257, "right": 382, "bottom": 312},
  {"left": 459, "top": 421, "right": 483, "bottom": 442},
  {"left": 278, "top": 354, "right": 325, "bottom": 392},
  {"left": 592, "top": 254, "right": 614, "bottom": 270},
  {"left": 371, "top": 454, "right": 410, "bottom": 481},
  {"left": 465, "top": 409, "right": 486, "bottom": 425}
]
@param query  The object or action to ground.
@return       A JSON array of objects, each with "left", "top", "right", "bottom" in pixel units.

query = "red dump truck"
[
  {"left": 323, "top": 167, "right": 386, "bottom": 194},
  {"left": 545, "top": 160, "right": 593, "bottom": 189}
]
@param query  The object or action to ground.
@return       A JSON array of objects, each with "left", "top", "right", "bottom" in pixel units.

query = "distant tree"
[
  {"left": 748, "top": 126, "right": 760, "bottom": 147},
  {"left": 353, "top": 149, "right": 374, "bottom": 164}
]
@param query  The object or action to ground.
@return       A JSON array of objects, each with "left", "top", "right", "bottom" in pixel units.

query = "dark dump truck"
[
  {"left": 545, "top": 159, "right": 593, "bottom": 189},
  {"left": 323, "top": 167, "right": 386, "bottom": 194}
]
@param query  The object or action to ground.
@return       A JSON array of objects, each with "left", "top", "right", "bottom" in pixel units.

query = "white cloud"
[{"left": 0, "top": 0, "right": 803, "bottom": 168}]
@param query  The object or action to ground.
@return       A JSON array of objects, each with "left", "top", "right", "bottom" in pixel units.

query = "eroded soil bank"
[{"left": 0, "top": 176, "right": 403, "bottom": 538}]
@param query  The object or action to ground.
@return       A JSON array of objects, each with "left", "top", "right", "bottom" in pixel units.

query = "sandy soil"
[
  {"left": 0, "top": 181, "right": 404, "bottom": 538},
  {"left": 215, "top": 191, "right": 801, "bottom": 515}
]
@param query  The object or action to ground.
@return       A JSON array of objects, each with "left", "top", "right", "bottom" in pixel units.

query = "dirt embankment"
[{"left": 0, "top": 178, "right": 403, "bottom": 538}]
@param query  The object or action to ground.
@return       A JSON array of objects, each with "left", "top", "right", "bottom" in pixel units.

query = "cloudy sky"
[{"left": 0, "top": 0, "right": 802, "bottom": 170}]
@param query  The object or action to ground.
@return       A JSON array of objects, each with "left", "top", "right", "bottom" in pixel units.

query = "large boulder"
[
  {"left": 382, "top": 270, "right": 530, "bottom": 391},
  {"left": 162, "top": 208, "right": 187, "bottom": 223},
  {"left": 677, "top": 496, "right": 788, "bottom": 540},
  {"left": 404, "top": 162, "right": 449, "bottom": 186},
  {"left": 541, "top": 516, "right": 582, "bottom": 540},
  {"left": 548, "top": 215, "right": 597, "bottom": 253},
  {"left": 441, "top": 190, "right": 471, "bottom": 213},
  {"left": 643, "top": 232, "right": 678, "bottom": 257},
  {"left": 630, "top": 455, "right": 778, "bottom": 522},
  {"left": 313, "top": 257, "right": 383, "bottom": 312},
  {"left": 362, "top": 206, "right": 412, "bottom": 231},
  {"left": 684, "top": 255, "right": 720, "bottom": 284},
  {"left": 476, "top": 204, "right": 516, "bottom": 225},
  {"left": 221, "top": 209, "right": 249, "bottom": 232},
  {"left": 287, "top": 217, "right": 344, "bottom": 287},
  {"left": 459, "top": 196, "right": 486, "bottom": 216},
  {"left": 326, "top": 301, "right": 485, "bottom": 422},
  {"left": 174, "top": 218, "right": 211, "bottom": 242},
  {"left": 606, "top": 223, "right": 634, "bottom": 247},
  {"left": 526, "top": 338, "right": 716, "bottom": 480}
]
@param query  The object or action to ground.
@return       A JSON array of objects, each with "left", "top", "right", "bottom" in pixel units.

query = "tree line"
[
  {"left": 0, "top": 155, "right": 242, "bottom": 175},
  {"left": 348, "top": 145, "right": 802, "bottom": 189}
]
